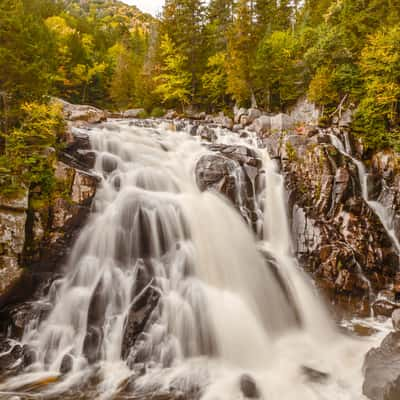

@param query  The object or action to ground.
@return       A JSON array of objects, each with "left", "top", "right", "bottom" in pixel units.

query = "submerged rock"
[
  {"left": 301, "top": 366, "right": 330, "bottom": 383},
  {"left": 239, "top": 374, "right": 260, "bottom": 399}
]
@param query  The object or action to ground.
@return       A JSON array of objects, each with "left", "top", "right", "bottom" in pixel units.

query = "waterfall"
[
  {"left": 0, "top": 121, "right": 381, "bottom": 400},
  {"left": 329, "top": 133, "right": 400, "bottom": 253}
]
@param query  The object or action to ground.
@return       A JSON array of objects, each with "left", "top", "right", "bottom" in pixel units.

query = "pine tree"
[
  {"left": 154, "top": 34, "right": 192, "bottom": 110},
  {"left": 226, "top": 0, "right": 255, "bottom": 106}
]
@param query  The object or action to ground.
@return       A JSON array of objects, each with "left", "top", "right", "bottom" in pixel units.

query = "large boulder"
[
  {"left": 195, "top": 144, "right": 263, "bottom": 232},
  {"left": 214, "top": 114, "right": 234, "bottom": 130},
  {"left": 53, "top": 98, "right": 107, "bottom": 124},
  {"left": 270, "top": 113, "right": 294, "bottom": 133},
  {"left": 251, "top": 116, "right": 271, "bottom": 137},
  {"left": 363, "top": 331, "right": 400, "bottom": 400},
  {"left": 247, "top": 108, "right": 262, "bottom": 124}
]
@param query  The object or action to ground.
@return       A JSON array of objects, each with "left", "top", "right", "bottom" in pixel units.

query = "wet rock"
[
  {"left": 363, "top": 331, "right": 400, "bottom": 400},
  {"left": 60, "top": 353, "right": 73, "bottom": 374},
  {"left": 60, "top": 127, "right": 96, "bottom": 170},
  {"left": 272, "top": 130, "right": 399, "bottom": 296},
  {"left": 189, "top": 125, "right": 199, "bottom": 136},
  {"left": 0, "top": 343, "right": 23, "bottom": 372},
  {"left": 301, "top": 366, "right": 330, "bottom": 382},
  {"left": 233, "top": 124, "right": 242, "bottom": 133},
  {"left": 239, "top": 374, "right": 260, "bottom": 398},
  {"left": 373, "top": 300, "right": 400, "bottom": 318},
  {"left": 195, "top": 145, "right": 263, "bottom": 231},
  {"left": 198, "top": 125, "right": 216, "bottom": 142},
  {"left": 71, "top": 170, "right": 98, "bottom": 205},
  {"left": 122, "top": 285, "right": 160, "bottom": 360}
]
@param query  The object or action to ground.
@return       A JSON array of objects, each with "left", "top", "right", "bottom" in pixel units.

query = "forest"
[{"left": 1, "top": 0, "right": 400, "bottom": 149}]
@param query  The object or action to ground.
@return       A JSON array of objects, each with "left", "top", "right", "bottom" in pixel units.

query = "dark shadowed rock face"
[
  {"left": 195, "top": 144, "right": 263, "bottom": 233},
  {"left": 371, "top": 151, "right": 400, "bottom": 242},
  {"left": 262, "top": 129, "right": 398, "bottom": 299}
]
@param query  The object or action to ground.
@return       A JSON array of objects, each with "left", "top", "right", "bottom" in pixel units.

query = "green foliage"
[
  {"left": 353, "top": 26, "right": 400, "bottom": 151},
  {"left": 154, "top": 35, "right": 192, "bottom": 110},
  {"left": 254, "top": 30, "right": 303, "bottom": 110},
  {"left": 201, "top": 52, "right": 228, "bottom": 109},
  {"left": 0, "top": 102, "right": 64, "bottom": 198},
  {"left": 150, "top": 107, "right": 166, "bottom": 118}
]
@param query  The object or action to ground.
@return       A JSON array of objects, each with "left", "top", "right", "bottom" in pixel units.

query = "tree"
[
  {"left": 354, "top": 26, "right": 400, "bottom": 150},
  {"left": 160, "top": 0, "right": 207, "bottom": 103},
  {"left": 201, "top": 51, "right": 228, "bottom": 110},
  {"left": 254, "top": 30, "right": 303, "bottom": 110},
  {"left": 226, "top": 0, "right": 254, "bottom": 106},
  {"left": 154, "top": 35, "right": 191, "bottom": 110}
]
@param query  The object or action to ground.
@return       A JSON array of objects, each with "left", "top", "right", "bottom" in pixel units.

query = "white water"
[
  {"left": 0, "top": 121, "right": 388, "bottom": 399},
  {"left": 329, "top": 133, "right": 400, "bottom": 254}
]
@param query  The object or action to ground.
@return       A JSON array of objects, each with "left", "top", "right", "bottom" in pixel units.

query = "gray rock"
[
  {"left": 123, "top": 108, "right": 145, "bottom": 118},
  {"left": 0, "top": 209, "right": 27, "bottom": 255},
  {"left": 0, "top": 188, "right": 28, "bottom": 211},
  {"left": 198, "top": 126, "right": 216, "bottom": 142},
  {"left": 53, "top": 98, "right": 107, "bottom": 124},
  {"left": 289, "top": 96, "right": 320, "bottom": 124},
  {"left": 393, "top": 309, "right": 400, "bottom": 331},
  {"left": 234, "top": 107, "right": 248, "bottom": 124},
  {"left": 270, "top": 113, "right": 294, "bottom": 133},
  {"left": 164, "top": 110, "right": 178, "bottom": 119},
  {"left": 301, "top": 366, "right": 329, "bottom": 382},
  {"left": 251, "top": 116, "right": 271, "bottom": 137},
  {"left": 363, "top": 332, "right": 400, "bottom": 400},
  {"left": 239, "top": 374, "right": 260, "bottom": 399},
  {"left": 71, "top": 170, "right": 98, "bottom": 205},
  {"left": 247, "top": 108, "right": 262, "bottom": 124},
  {"left": 0, "top": 257, "right": 23, "bottom": 305}
]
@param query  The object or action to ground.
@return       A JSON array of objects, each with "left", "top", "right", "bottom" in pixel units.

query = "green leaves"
[
  {"left": 354, "top": 26, "right": 400, "bottom": 151},
  {"left": 153, "top": 35, "right": 192, "bottom": 109}
]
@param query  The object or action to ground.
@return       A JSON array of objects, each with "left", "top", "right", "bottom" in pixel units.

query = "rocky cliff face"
[
  {"left": 190, "top": 106, "right": 400, "bottom": 314},
  {"left": 0, "top": 100, "right": 100, "bottom": 310},
  {"left": 275, "top": 131, "right": 398, "bottom": 297}
]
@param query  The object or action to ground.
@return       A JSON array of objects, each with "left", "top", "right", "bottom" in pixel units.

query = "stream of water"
[
  {"left": 329, "top": 132, "right": 400, "bottom": 254},
  {"left": 0, "top": 121, "right": 391, "bottom": 400}
]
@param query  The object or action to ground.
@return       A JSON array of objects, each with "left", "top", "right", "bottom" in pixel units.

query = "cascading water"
[
  {"left": 329, "top": 132, "right": 400, "bottom": 253},
  {"left": 0, "top": 120, "right": 388, "bottom": 400}
]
